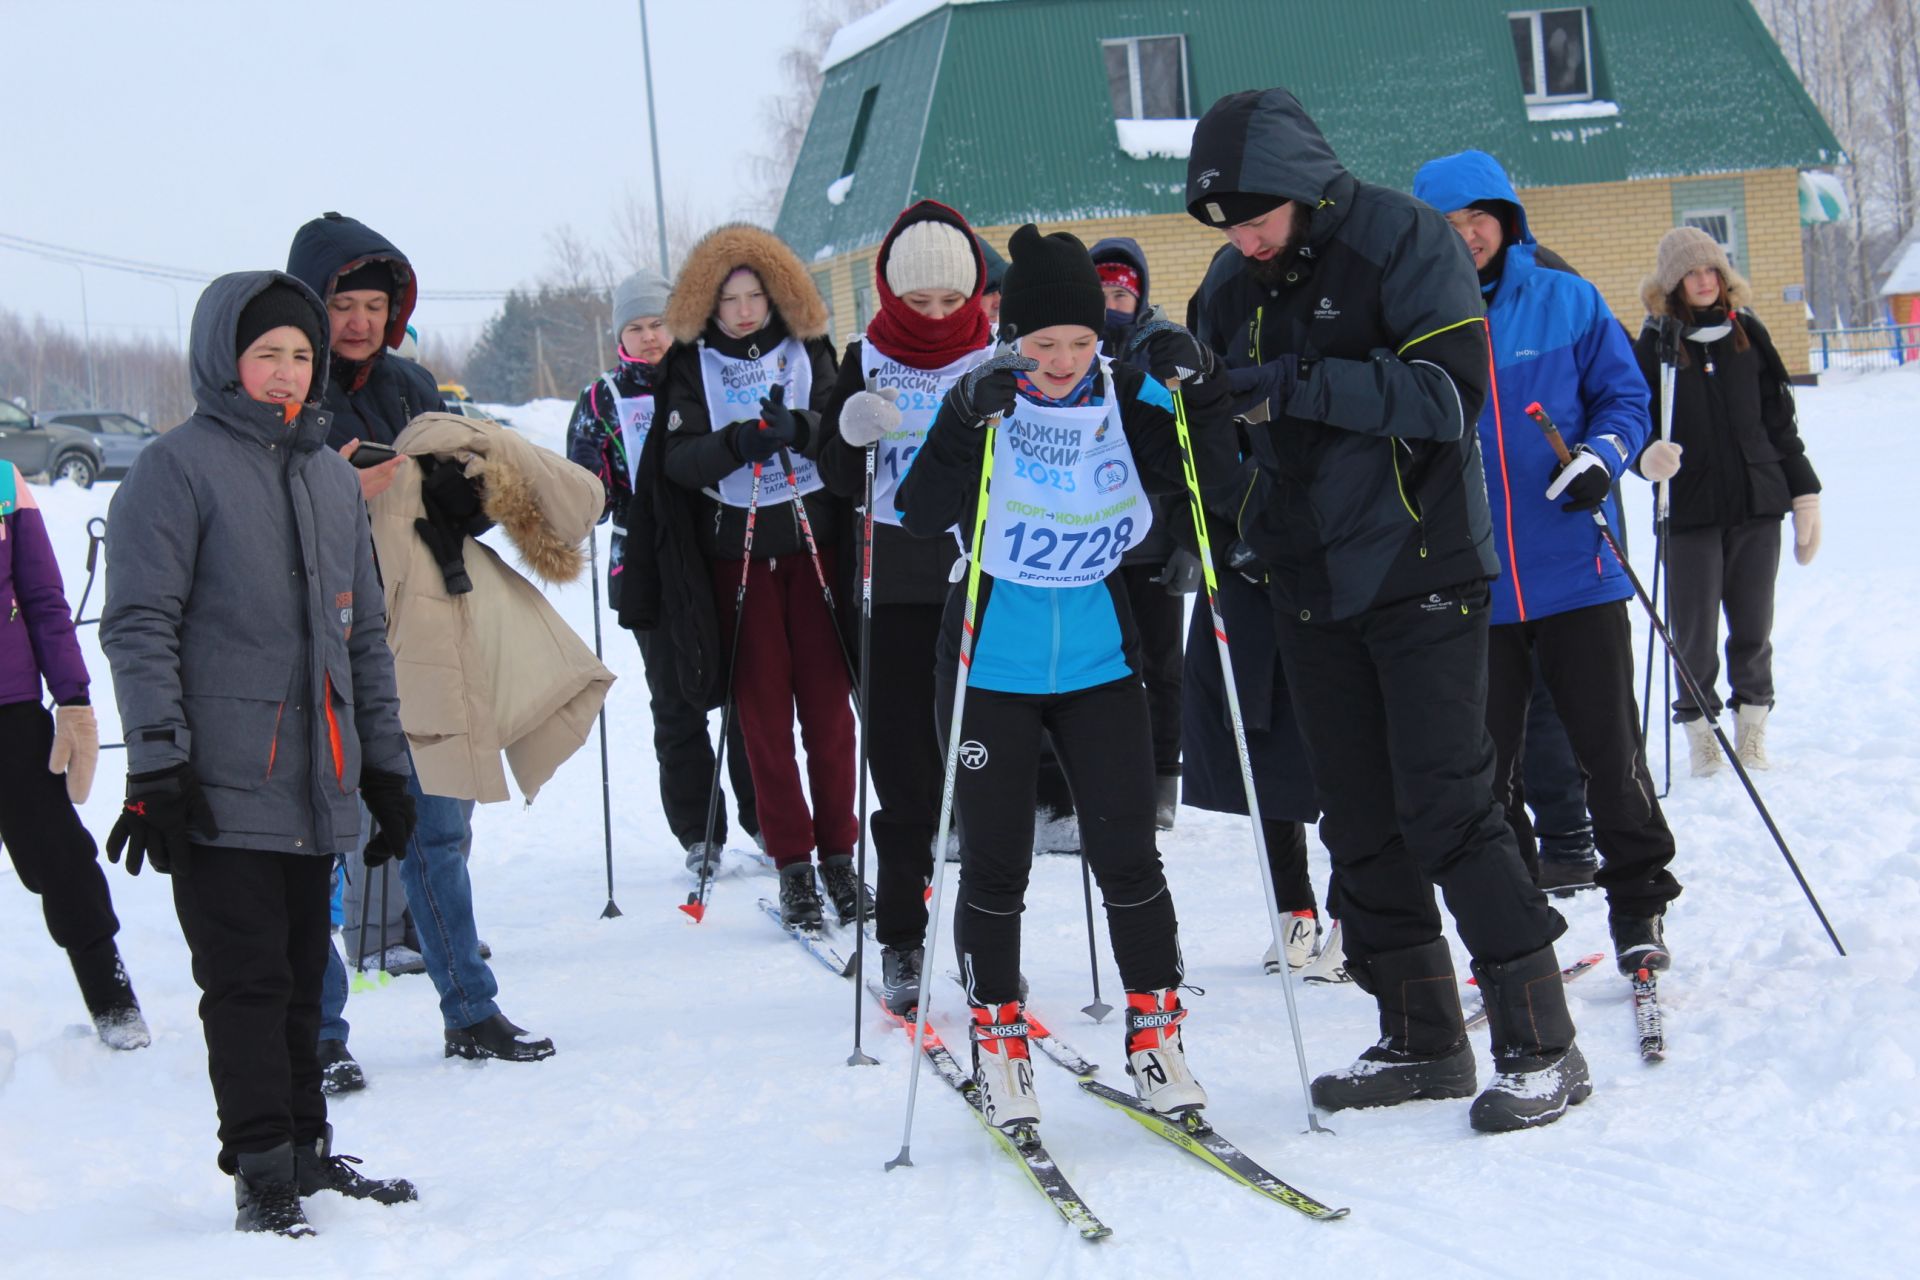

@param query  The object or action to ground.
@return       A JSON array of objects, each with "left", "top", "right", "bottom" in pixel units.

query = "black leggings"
[
  {"left": 937, "top": 676, "right": 1181, "bottom": 1005},
  {"left": 0, "top": 701, "right": 119, "bottom": 954}
]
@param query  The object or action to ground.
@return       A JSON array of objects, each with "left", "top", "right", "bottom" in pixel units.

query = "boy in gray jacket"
[{"left": 101, "top": 271, "right": 418, "bottom": 1237}]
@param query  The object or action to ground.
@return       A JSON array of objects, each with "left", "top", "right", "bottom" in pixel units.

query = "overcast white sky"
[{"left": 0, "top": 0, "right": 800, "bottom": 351}]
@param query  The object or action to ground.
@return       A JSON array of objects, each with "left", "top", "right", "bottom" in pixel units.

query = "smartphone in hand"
[{"left": 348, "top": 441, "right": 399, "bottom": 468}]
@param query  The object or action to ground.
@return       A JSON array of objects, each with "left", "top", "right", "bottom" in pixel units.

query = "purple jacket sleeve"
[{"left": 4, "top": 470, "right": 90, "bottom": 703}]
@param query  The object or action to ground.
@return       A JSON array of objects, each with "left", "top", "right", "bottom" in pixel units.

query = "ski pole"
[
  {"left": 682, "top": 462, "right": 764, "bottom": 923},
  {"left": 775, "top": 443, "right": 864, "bottom": 714},
  {"left": 1640, "top": 340, "right": 1679, "bottom": 796},
  {"left": 1077, "top": 851, "right": 1113, "bottom": 1022},
  {"left": 848, "top": 434, "right": 879, "bottom": 1067},
  {"left": 1168, "top": 376, "right": 1330, "bottom": 1135},
  {"left": 889, "top": 330, "right": 1013, "bottom": 1171},
  {"left": 73, "top": 517, "right": 107, "bottom": 626},
  {"left": 1525, "top": 401, "right": 1845, "bottom": 957},
  {"left": 588, "top": 525, "right": 621, "bottom": 920}
]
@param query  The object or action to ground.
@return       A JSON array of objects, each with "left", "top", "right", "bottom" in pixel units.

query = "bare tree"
[{"left": 744, "top": 0, "right": 889, "bottom": 223}]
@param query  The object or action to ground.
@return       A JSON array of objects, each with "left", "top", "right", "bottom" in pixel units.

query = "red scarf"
[{"left": 863, "top": 204, "right": 993, "bottom": 370}]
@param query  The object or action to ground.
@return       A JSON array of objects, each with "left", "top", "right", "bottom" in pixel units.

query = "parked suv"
[
  {"left": 41, "top": 409, "right": 158, "bottom": 479},
  {"left": 0, "top": 399, "right": 104, "bottom": 487}
]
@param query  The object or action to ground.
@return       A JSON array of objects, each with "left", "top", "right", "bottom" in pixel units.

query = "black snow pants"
[
  {"left": 0, "top": 701, "right": 120, "bottom": 954},
  {"left": 865, "top": 602, "right": 944, "bottom": 950},
  {"left": 636, "top": 625, "right": 758, "bottom": 850},
  {"left": 1274, "top": 581, "right": 1564, "bottom": 968}
]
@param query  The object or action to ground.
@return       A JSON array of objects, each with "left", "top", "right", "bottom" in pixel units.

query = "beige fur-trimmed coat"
[{"left": 369, "top": 412, "right": 614, "bottom": 802}]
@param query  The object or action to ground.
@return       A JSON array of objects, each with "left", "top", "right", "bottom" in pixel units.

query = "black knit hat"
[
  {"left": 235, "top": 281, "right": 323, "bottom": 358},
  {"left": 998, "top": 224, "right": 1104, "bottom": 337},
  {"left": 335, "top": 259, "right": 398, "bottom": 299}
]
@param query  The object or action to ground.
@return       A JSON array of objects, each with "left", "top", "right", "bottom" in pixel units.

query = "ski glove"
[
  {"left": 1226, "top": 358, "right": 1299, "bottom": 424},
  {"left": 48, "top": 702, "right": 99, "bottom": 805},
  {"left": 1638, "top": 440, "right": 1683, "bottom": 483},
  {"left": 1791, "top": 493, "right": 1821, "bottom": 565},
  {"left": 1153, "top": 548, "right": 1202, "bottom": 595},
  {"left": 1226, "top": 540, "right": 1269, "bottom": 587},
  {"left": 945, "top": 349, "right": 1038, "bottom": 428},
  {"left": 838, "top": 386, "right": 902, "bottom": 448},
  {"left": 1127, "top": 306, "right": 1218, "bottom": 385},
  {"left": 729, "top": 384, "right": 801, "bottom": 464},
  {"left": 106, "top": 763, "right": 217, "bottom": 876},
  {"left": 1545, "top": 445, "right": 1612, "bottom": 512},
  {"left": 360, "top": 767, "right": 416, "bottom": 868}
]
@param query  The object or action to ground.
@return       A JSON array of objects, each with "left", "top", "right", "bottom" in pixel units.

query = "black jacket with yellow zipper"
[{"left": 1186, "top": 89, "right": 1499, "bottom": 623}]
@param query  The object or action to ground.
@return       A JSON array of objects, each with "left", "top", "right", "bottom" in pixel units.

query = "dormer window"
[
  {"left": 1509, "top": 8, "right": 1592, "bottom": 102},
  {"left": 1102, "top": 35, "right": 1188, "bottom": 120}
]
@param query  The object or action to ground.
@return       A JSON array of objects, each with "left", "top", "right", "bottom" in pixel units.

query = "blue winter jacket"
[{"left": 1413, "top": 150, "right": 1650, "bottom": 624}]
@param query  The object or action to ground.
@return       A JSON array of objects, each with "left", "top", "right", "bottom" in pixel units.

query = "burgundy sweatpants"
[{"left": 711, "top": 553, "right": 858, "bottom": 868}]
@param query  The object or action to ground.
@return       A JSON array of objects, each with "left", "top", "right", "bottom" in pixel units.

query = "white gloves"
[
  {"left": 1791, "top": 493, "right": 1821, "bottom": 565},
  {"left": 48, "top": 703, "right": 100, "bottom": 805},
  {"left": 1639, "top": 440, "right": 1683, "bottom": 483},
  {"left": 839, "top": 387, "right": 902, "bottom": 448}
]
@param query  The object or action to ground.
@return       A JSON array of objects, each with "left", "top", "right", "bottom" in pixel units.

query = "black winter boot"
[
  {"left": 68, "top": 938, "right": 151, "bottom": 1051},
  {"left": 778, "top": 862, "right": 825, "bottom": 931},
  {"left": 818, "top": 853, "right": 873, "bottom": 927},
  {"left": 234, "top": 1143, "right": 315, "bottom": 1237},
  {"left": 317, "top": 1038, "right": 366, "bottom": 1094},
  {"left": 445, "top": 1012, "right": 556, "bottom": 1062},
  {"left": 880, "top": 946, "right": 924, "bottom": 1015},
  {"left": 1310, "top": 937, "right": 1476, "bottom": 1113},
  {"left": 295, "top": 1124, "right": 418, "bottom": 1205},
  {"left": 1609, "top": 912, "right": 1671, "bottom": 976},
  {"left": 1468, "top": 945, "right": 1593, "bottom": 1133}
]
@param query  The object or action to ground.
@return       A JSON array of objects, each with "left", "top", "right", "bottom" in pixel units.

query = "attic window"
[
  {"left": 1509, "top": 8, "right": 1592, "bottom": 103},
  {"left": 842, "top": 86, "right": 879, "bottom": 178},
  {"left": 1102, "top": 35, "right": 1188, "bottom": 120}
]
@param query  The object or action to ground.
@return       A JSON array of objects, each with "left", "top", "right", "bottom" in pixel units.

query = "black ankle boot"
[
  {"left": 67, "top": 938, "right": 150, "bottom": 1051},
  {"left": 445, "top": 1012, "right": 556, "bottom": 1062},
  {"left": 1468, "top": 946, "right": 1593, "bottom": 1133},
  {"left": 234, "top": 1143, "right": 315, "bottom": 1237},
  {"left": 295, "top": 1124, "right": 417, "bottom": 1204},
  {"left": 1310, "top": 937, "right": 1476, "bottom": 1113}
]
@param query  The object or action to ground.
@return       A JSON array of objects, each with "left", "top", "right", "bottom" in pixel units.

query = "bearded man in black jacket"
[{"left": 1184, "top": 89, "right": 1588, "bottom": 1133}]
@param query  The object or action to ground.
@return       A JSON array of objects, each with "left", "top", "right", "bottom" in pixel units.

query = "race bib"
[
  {"left": 602, "top": 377, "right": 655, "bottom": 495},
  {"left": 978, "top": 363, "right": 1151, "bottom": 588},
  {"left": 862, "top": 338, "right": 990, "bottom": 527},
  {"left": 699, "top": 339, "right": 821, "bottom": 509}
]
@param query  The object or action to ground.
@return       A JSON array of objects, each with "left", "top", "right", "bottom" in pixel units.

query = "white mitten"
[{"left": 839, "top": 387, "right": 902, "bottom": 447}]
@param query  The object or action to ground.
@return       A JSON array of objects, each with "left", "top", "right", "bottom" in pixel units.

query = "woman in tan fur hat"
[
  {"left": 659, "top": 225, "right": 859, "bottom": 931},
  {"left": 1633, "top": 226, "right": 1822, "bottom": 776}
]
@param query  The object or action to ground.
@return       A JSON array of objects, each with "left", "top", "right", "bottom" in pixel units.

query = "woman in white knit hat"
[{"left": 1633, "top": 226, "right": 1822, "bottom": 774}]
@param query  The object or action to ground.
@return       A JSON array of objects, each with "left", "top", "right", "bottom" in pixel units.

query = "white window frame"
[
  {"left": 1680, "top": 207, "right": 1741, "bottom": 270},
  {"left": 1101, "top": 34, "right": 1190, "bottom": 121},
  {"left": 1509, "top": 8, "right": 1593, "bottom": 104}
]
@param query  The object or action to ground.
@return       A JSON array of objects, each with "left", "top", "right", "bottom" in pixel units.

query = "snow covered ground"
[{"left": 3, "top": 369, "right": 1917, "bottom": 1277}]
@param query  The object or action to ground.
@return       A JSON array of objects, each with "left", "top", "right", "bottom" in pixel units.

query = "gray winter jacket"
[{"left": 101, "top": 271, "right": 409, "bottom": 856}]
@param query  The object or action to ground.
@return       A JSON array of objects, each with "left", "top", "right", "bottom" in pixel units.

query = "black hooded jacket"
[
  {"left": 1089, "top": 236, "right": 1181, "bottom": 567},
  {"left": 1186, "top": 89, "right": 1498, "bottom": 621},
  {"left": 287, "top": 213, "right": 447, "bottom": 450}
]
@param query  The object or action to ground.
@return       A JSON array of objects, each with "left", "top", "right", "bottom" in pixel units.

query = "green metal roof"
[{"left": 776, "top": 0, "right": 1844, "bottom": 262}]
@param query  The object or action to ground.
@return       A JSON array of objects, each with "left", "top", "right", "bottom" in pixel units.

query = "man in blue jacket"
[{"left": 1413, "top": 150, "right": 1683, "bottom": 979}]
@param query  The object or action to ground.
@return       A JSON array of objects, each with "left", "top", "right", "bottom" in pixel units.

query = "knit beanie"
[
  {"left": 1096, "top": 261, "right": 1142, "bottom": 300},
  {"left": 235, "top": 281, "right": 323, "bottom": 358},
  {"left": 1190, "top": 191, "right": 1289, "bottom": 228},
  {"left": 999, "top": 224, "right": 1105, "bottom": 337},
  {"left": 335, "top": 259, "right": 397, "bottom": 299},
  {"left": 1649, "top": 226, "right": 1735, "bottom": 297},
  {"left": 612, "top": 268, "right": 672, "bottom": 335},
  {"left": 884, "top": 220, "right": 978, "bottom": 296}
]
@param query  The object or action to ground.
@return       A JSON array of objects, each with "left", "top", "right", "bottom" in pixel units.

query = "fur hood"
[{"left": 665, "top": 223, "right": 827, "bottom": 343}]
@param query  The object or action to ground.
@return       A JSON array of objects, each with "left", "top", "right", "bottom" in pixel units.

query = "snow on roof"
[
  {"left": 1525, "top": 99, "right": 1622, "bottom": 122},
  {"left": 1881, "top": 229, "right": 1920, "bottom": 296},
  {"left": 1115, "top": 118, "right": 1198, "bottom": 160},
  {"left": 822, "top": 0, "right": 997, "bottom": 72}
]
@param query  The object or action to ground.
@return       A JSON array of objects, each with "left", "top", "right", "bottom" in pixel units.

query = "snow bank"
[{"left": 1114, "top": 117, "right": 1197, "bottom": 160}]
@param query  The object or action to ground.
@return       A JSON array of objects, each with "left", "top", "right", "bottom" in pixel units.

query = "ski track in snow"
[{"left": 3, "top": 373, "right": 1917, "bottom": 1276}]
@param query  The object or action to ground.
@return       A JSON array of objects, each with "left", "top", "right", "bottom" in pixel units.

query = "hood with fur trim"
[{"left": 664, "top": 223, "right": 827, "bottom": 344}]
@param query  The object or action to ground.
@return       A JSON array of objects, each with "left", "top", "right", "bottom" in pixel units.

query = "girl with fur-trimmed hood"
[
  {"left": 1633, "top": 227, "right": 1821, "bottom": 775},
  {"left": 660, "top": 224, "right": 857, "bottom": 929}
]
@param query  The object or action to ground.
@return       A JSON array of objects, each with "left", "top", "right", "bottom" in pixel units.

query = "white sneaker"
[
  {"left": 1684, "top": 718, "right": 1723, "bottom": 777},
  {"left": 1124, "top": 989, "right": 1208, "bottom": 1114},
  {"left": 969, "top": 1002, "right": 1039, "bottom": 1130},
  {"left": 1298, "top": 920, "right": 1352, "bottom": 984},
  {"left": 1735, "top": 705, "right": 1770, "bottom": 770},
  {"left": 1262, "top": 910, "right": 1319, "bottom": 974}
]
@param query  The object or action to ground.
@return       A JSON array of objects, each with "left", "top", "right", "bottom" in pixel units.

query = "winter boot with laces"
[
  {"left": 1468, "top": 945, "right": 1592, "bottom": 1133},
  {"left": 233, "top": 1143, "right": 315, "bottom": 1238},
  {"left": 818, "top": 853, "right": 873, "bottom": 927},
  {"left": 777, "top": 862, "right": 825, "bottom": 931},
  {"left": 444, "top": 1012, "right": 556, "bottom": 1062},
  {"left": 1735, "top": 704, "right": 1770, "bottom": 770},
  {"left": 969, "top": 1001, "right": 1040, "bottom": 1131},
  {"left": 1609, "top": 912, "right": 1671, "bottom": 976},
  {"left": 1124, "top": 988, "right": 1208, "bottom": 1114},
  {"left": 1683, "top": 717, "right": 1723, "bottom": 777},
  {"left": 880, "top": 946, "right": 923, "bottom": 1015},
  {"left": 1311, "top": 938, "right": 1476, "bottom": 1112},
  {"left": 295, "top": 1124, "right": 418, "bottom": 1205},
  {"left": 1262, "top": 910, "right": 1319, "bottom": 974},
  {"left": 683, "top": 841, "right": 723, "bottom": 881},
  {"left": 68, "top": 939, "right": 151, "bottom": 1051}
]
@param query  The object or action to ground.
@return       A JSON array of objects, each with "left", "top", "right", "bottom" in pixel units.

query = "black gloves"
[
  {"left": 1126, "top": 306, "right": 1217, "bottom": 384},
  {"left": 945, "top": 349, "right": 1038, "bottom": 427},
  {"left": 1226, "top": 358, "right": 1300, "bottom": 423},
  {"left": 730, "top": 384, "right": 804, "bottom": 464},
  {"left": 414, "top": 456, "right": 491, "bottom": 596},
  {"left": 360, "top": 767, "right": 416, "bottom": 867},
  {"left": 106, "top": 763, "right": 217, "bottom": 875},
  {"left": 1153, "top": 548, "right": 1202, "bottom": 595},
  {"left": 1546, "top": 444, "right": 1612, "bottom": 512},
  {"left": 1225, "top": 540, "right": 1269, "bottom": 587}
]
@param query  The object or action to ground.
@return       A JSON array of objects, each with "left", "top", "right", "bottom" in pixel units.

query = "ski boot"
[
  {"left": 1154, "top": 775, "right": 1179, "bottom": 832},
  {"left": 1609, "top": 912, "right": 1671, "bottom": 976},
  {"left": 880, "top": 946, "right": 923, "bottom": 1015},
  {"left": 445, "top": 1012, "right": 556, "bottom": 1062},
  {"left": 1468, "top": 945, "right": 1592, "bottom": 1133},
  {"left": 295, "top": 1124, "right": 417, "bottom": 1205},
  {"left": 1124, "top": 989, "right": 1207, "bottom": 1114},
  {"left": 1262, "top": 910, "right": 1319, "bottom": 974},
  {"left": 1537, "top": 825, "right": 1599, "bottom": 898},
  {"left": 317, "top": 1038, "right": 367, "bottom": 1095},
  {"left": 69, "top": 939, "right": 151, "bottom": 1051},
  {"left": 1311, "top": 938, "right": 1476, "bottom": 1112},
  {"left": 818, "top": 853, "right": 873, "bottom": 927},
  {"left": 1297, "top": 920, "right": 1351, "bottom": 984},
  {"left": 969, "top": 1001, "right": 1040, "bottom": 1131},
  {"left": 234, "top": 1143, "right": 315, "bottom": 1238},
  {"left": 684, "top": 841, "right": 723, "bottom": 881},
  {"left": 777, "top": 862, "right": 825, "bottom": 931}
]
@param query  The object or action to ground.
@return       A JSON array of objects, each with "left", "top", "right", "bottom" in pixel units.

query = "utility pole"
[{"left": 639, "top": 0, "right": 673, "bottom": 274}]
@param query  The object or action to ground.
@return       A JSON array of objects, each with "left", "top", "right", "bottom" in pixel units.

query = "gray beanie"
[{"left": 612, "top": 268, "right": 672, "bottom": 336}]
